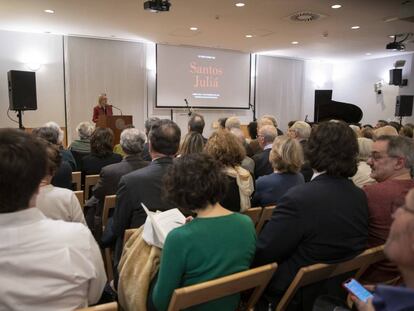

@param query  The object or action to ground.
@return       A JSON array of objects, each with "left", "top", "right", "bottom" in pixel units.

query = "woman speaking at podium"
[{"left": 92, "top": 93, "right": 113, "bottom": 123}]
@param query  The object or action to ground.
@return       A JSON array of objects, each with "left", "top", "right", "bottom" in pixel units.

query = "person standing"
[{"left": 93, "top": 93, "right": 113, "bottom": 123}]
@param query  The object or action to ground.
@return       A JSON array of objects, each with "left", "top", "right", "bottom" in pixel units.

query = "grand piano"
[{"left": 314, "top": 90, "right": 363, "bottom": 123}]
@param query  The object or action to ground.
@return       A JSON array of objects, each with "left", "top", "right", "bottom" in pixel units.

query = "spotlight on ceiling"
[
  {"left": 386, "top": 33, "right": 412, "bottom": 51},
  {"left": 144, "top": 0, "right": 171, "bottom": 12}
]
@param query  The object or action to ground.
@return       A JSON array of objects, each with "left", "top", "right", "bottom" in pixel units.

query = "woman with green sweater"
[{"left": 150, "top": 153, "right": 256, "bottom": 311}]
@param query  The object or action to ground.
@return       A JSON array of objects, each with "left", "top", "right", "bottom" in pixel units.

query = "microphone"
[
  {"left": 111, "top": 105, "right": 123, "bottom": 115},
  {"left": 184, "top": 99, "right": 192, "bottom": 116},
  {"left": 304, "top": 115, "right": 308, "bottom": 122}
]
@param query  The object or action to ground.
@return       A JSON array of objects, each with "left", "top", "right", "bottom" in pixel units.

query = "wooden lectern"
[{"left": 96, "top": 115, "right": 133, "bottom": 145}]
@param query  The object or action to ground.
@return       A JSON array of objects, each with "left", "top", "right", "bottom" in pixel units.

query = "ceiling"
[{"left": 0, "top": 0, "right": 414, "bottom": 61}]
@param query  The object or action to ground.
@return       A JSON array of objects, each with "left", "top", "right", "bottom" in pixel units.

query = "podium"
[{"left": 96, "top": 115, "right": 133, "bottom": 145}]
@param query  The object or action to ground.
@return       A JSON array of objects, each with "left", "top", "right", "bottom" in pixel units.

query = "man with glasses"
[{"left": 362, "top": 135, "right": 414, "bottom": 283}]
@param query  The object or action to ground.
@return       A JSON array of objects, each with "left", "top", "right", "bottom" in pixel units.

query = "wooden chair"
[
  {"left": 275, "top": 245, "right": 385, "bottom": 311},
  {"left": 255, "top": 205, "right": 276, "bottom": 234},
  {"left": 167, "top": 263, "right": 277, "bottom": 311},
  {"left": 85, "top": 174, "right": 100, "bottom": 201},
  {"left": 243, "top": 207, "right": 263, "bottom": 227},
  {"left": 72, "top": 171, "right": 81, "bottom": 191},
  {"left": 76, "top": 302, "right": 118, "bottom": 311},
  {"left": 73, "top": 190, "right": 84, "bottom": 212},
  {"left": 102, "top": 195, "right": 117, "bottom": 282}
]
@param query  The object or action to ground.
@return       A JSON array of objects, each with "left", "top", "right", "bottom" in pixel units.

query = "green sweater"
[{"left": 152, "top": 213, "right": 256, "bottom": 311}]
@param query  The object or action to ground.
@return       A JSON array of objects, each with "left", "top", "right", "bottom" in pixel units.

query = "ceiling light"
[
  {"left": 245, "top": 34, "right": 253, "bottom": 38},
  {"left": 351, "top": 26, "right": 360, "bottom": 29},
  {"left": 235, "top": 3, "right": 245, "bottom": 7},
  {"left": 331, "top": 4, "right": 342, "bottom": 9},
  {"left": 291, "top": 41, "right": 299, "bottom": 45},
  {"left": 44, "top": 9, "right": 54, "bottom": 14},
  {"left": 190, "top": 27, "right": 198, "bottom": 31},
  {"left": 365, "top": 53, "right": 371, "bottom": 56}
]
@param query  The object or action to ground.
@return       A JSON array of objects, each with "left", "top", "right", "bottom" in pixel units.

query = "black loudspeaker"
[
  {"left": 8, "top": 70, "right": 37, "bottom": 111},
  {"left": 389, "top": 69, "right": 402, "bottom": 86},
  {"left": 395, "top": 95, "right": 414, "bottom": 117}
]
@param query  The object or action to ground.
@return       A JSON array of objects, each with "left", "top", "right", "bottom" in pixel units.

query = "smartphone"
[{"left": 343, "top": 278, "right": 373, "bottom": 303}]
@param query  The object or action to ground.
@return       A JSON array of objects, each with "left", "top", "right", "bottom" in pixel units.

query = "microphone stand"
[{"left": 184, "top": 99, "right": 193, "bottom": 117}]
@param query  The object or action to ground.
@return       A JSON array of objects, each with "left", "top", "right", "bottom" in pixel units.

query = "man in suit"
[
  {"left": 188, "top": 113, "right": 208, "bottom": 143},
  {"left": 112, "top": 119, "right": 181, "bottom": 272},
  {"left": 288, "top": 121, "right": 313, "bottom": 182},
  {"left": 254, "top": 121, "right": 369, "bottom": 310},
  {"left": 253, "top": 124, "right": 277, "bottom": 179}
]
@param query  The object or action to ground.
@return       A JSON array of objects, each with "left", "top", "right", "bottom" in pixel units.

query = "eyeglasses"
[{"left": 368, "top": 152, "right": 400, "bottom": 161}]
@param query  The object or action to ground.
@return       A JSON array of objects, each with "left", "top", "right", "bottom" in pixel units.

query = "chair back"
[
  {"left": 102, "top": 195, "right": 117, "bottom": 230},
  {"left": 243, "top": 207, "right": 263, "bottom": 227},
  {"left": 76, "top": 302, "right": 117, "bottom": 310},
  {"left": 256, "top": 205, "right": 276, "bottom": 234},
  {"left": 73, "top": 190, "right": 84, "bottom": 212},
  {"left": 275, "top": 245, "right": 385, "bottom": 311},
  {"left": 167, "top": 263, "right": 277, "bottom": 311},
  {"left": 85, "top": 174, "right": 100, "bottom": 201},
  {"left": 72, "top": 171, "right": 81, "bottom": 191}
]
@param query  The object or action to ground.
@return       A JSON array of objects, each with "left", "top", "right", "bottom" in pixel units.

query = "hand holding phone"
[{"left": 343, "top": 278, "right": 373, "bottom": 303}]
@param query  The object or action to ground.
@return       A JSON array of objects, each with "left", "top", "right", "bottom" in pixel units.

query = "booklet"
[{"left": 141, "top": 203, "right": 186, "bottom": 248}]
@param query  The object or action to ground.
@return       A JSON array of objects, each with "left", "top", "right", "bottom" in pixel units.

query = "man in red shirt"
[{"left": 362, "top": 135, "right": 414, "bottom": 282}]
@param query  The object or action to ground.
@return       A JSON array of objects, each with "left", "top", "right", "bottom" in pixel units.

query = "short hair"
[
  {"left": 90, "top": 128, "right": 114, "bottom": 156},
  {"left": 270, "top": 136, "right": 304, "bottom": 173},
  {"left": 349, "top": 124, "right": 361, "bottom": 137},
  {"left": 149, "top": 119, "right": 181, "bottom": 156},
  {"left": 374, "top": 125, "right": 398, "bottom": 138},
  {"left": 377, "top": 120, "right": 389, "bottom": 127},
  {"left": 357, "top": 137, "right": 373, "bottom": 161},
  {"left": 179, "top": 132, "right": 204, "bottom": 156},
  {"left": 0, "top": 129, "right": 47, "bottom": 213},
  {"left": 144, "top": 117, "right": 160, "bottom": 135},
  {"left": 204, "top": 130, "right": 245, "bottom": 166},
  {"left": 188, "top": 113, "right": 205, "bottom": 135},
  {"left": 376, "top": 135, "right": 414, "bottom": 170},
  {"left": 230, "top": 128, "right": 246, "bottom": 144},
  {"left": 32, "top": 126, "right": 59, "bottom": 145},
  {"left": 44, "top": 121, "right": 64, "bottom": 145},
  {"left": 400, "top": 125, "right": 413, "bottom": 138},
  {"left": 225, "top": 116, "right": 241, "bottom": 130},
  {"left": 120, "top": 128, "right": 146, "bottom": 155},
  {"left": 44, "top": 142, "right": 62, "bottom": 176},
  {"left": 163, "top": 153, "right": 227, "bottom": 211},
  {"left": 363, "top": 124, "right": 374, "bottom": 129},
  {"left": 360, "top": 127, "right": 374, "bottom": 139},
  {"left": 76, "top": 122, "right": 95, "bottom": 140},
  {"left": 389, "top": 121, "right": 402, "bottom": 133},
  {"left": 290, "top": 121, "right": 311, "bottom": 140},
  {"left": 247, "top": 121, "right": 258, "bottom": 139},
  {"left": 261, "top": 115, "right": 278, "bottom": 128},
  {"left": 288, "top": 120, "right": 297, "bottom": 128},
  {"left": 218, "top": 117, "right": 228, "bottom": 129},
  {"left": 306, "top": 121, "right": 358, "bottom": 177},
  {"left": 258, "top": 125, "right": 277, "bottom": 145},
  {"left": 257, "top": 117, "right": 274, "bottom": 129}
]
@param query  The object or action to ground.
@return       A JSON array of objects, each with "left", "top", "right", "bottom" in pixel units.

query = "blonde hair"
[
  {"left": 269, "top": 135, "right": 304, "bottom": 173},
  {"left": 374, "top": 125, "right": 398, "bottom": 138},
  {"left": 98, "top": 93, "right": 107, "bottom": 106},
  {"left": 357, "top": 137, "right": 373, "bottom": 161},
  {"left": 204, "top": 130, "right": 245, "bottom": 166},
  {"left": 225, "top": 116, "right": 241, "bottom": 130},
  {"left": 290, "top": 121, "right": 311, "bottom": 139}
]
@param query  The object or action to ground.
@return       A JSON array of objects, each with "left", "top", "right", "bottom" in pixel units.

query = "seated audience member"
[
  {"left": 188, "top": 113, "right": 207, "bottom": 143},
  {"left": 252, "top": 136, "right": 304, "bottom": 207},
  {"left": 247, "top": 120, "right": 262, "bottom": 156},
  {"left": 287, "top": 120, "right": 297, "bottom": 128},
  {"left": 177, "top": 131, "right": 204, "bottom": 156},
  {"left": 112, "top": 119, "right": 180, "bottom": 276},
  {"left": 361, "top": 126, "right": 375, "bottom": 139},
  {"left": 32, "top": 126, "right": 73, "bottom": 190},
  {"left": 36, "top": 142, "right": 85, "bottom": 224},
  {"left": 354, "top": 188, "right": 414, "bottom": 311},
  {"left": 230, "top": 127, "right": 255, "bottom": 175},
  {"left": 218, "top": 117, "right": 228, "bottom": 129},
  {"left": 44, "top": 121, "right": 77, "bottom": 170},
  {"left": 374, "top": 125, "right": 398, "bottom": 138},
  {"left": 254, "top": 121, "right": 369, "bottom": 310},
  {"left": 375, "top": 120, "right": 388, "bottom": 129},
  {"left": 81, "top": 127, "right": 122, "bottom": 188},
  {"left": 352, "top": 137, "right": 376, "bottom": 188},
  {"left": 225, "top": 116, "right": 241, "bottom": 130},
  {"left": 205, "top": 130, "right": 254, "bottom": 212},
  {"left": 288, "top": 121, "right": 313, "bottom": 182},
  {"left": 350, "top": 124, "right": 362, "bottom": 137},
  {"left": 86, "top": 128, "right": 149, "bottom": 234},
  {"left": 142, "top": 117, "right": 160, "bottom": 161},
  {"left": 389, "top": 121, "right": 402, "bottom": 133},
  {"left": 69, "top": 121, "right": 95, "bottom": 169},
  {"left": 113, "top": 125, "right": 135, "bottom": 158},
  {"left": 361, "top": 135, "right": 414, "bottom": 283},
  {"left": 260, "top": 114, "right": 283, "bottom": 135},
  {"left": 400, "top": 124, "right": 413, "bottom": 138},
  {"left": 150, "top": 153, "right": 256, "bottom": 311},
  {"left": 253, "top": 124, "right": 278, "bottom": 179},
  {"left": 0, "top": 129, "right": 106, "bottom": 310}
]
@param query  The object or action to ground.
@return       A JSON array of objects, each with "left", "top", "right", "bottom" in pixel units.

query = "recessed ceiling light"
[
  {"left": 366, "top": 53, "right": 371, "bottom": 56},
  {"left": 389, "top": 35, "right": 395, "bottom": 38},
  {"left": 351, "top": 26, "right": 360, "bottom": 29},
  {"left": 245, "top": 34, "right": 253, "bottom": 38},
  {"left": 291, "top": 41, "right": 299, "bottom": 45},
  {"left": 235, "top": 3, "right": 245, "bottom": 7},
  {"left": 190, "top": 27, "right": 198, "bottom": 31},
  {"left": 331, "top": 4, "right": 342, "bottom": 9},
  {"left": 44, "top": 9, "right": 54, "bottom": 14}
]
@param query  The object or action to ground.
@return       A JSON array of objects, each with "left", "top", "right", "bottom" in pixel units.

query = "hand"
[
  {"left": 185, "top": 216, "right": 194, "bottom": 223},
  {"left": 352, "top": 297, "right": 375, "bottom": 311}
]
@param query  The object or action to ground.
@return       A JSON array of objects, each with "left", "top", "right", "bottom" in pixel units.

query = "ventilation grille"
[{"left": 288, "top": 11, "right": 325, "bottom": 22}]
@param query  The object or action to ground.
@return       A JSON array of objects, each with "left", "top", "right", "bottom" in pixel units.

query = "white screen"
[{"left": 156, "top": 44, "right": 251, "bottom": 109}]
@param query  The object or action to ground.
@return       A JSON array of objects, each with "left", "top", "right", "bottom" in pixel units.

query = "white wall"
[{"left": 0, "top": 30, "right": 65, "bottom": 128}]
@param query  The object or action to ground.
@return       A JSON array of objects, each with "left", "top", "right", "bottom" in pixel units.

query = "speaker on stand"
[{"left": 395, "top": 95, "right": 414, "bottom": 126}]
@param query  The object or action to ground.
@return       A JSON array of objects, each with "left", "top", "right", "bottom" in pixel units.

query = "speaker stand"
[{"left": 16, "top": 110, "right": 25, "bottom": 130}]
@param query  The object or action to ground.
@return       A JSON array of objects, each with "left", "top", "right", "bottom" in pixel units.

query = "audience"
[
  {"left": 259, "top": 115, "right": 283, "bottom": 135},
  {"left": 0, "top": 129, "right": 106, "bottom": 310},
  {"left": 254, "top": 121, "right": 369, "bottom": 310},
  {"left": 188, "top": 113, "right": 207, "bottom": 143},
  {"left": 253, "top": 124, "right": 278, "bottom": 179},
  {"left": 247, "top": 120, "right": 262, "bottom": 156},
  {"left": 388, "top": 121, "right": 402, "bottom": 133},
  {"left": 142, "top": 117, "right": 160, "bottom": 161},
  {"left": 288, "top": 120, "right": 313, "bottom": 182},
  {"left": 374, "top": 125, "right": 398, "bottom": 138},
  {"left": 230, "top": 127, "right": 255, "bottom": 175},
  {"left": 150, "top": 153, "right": 256, "bottom": 311},
  {"left": 352, "top": 137, "right": 376, "bottom": 188},
  {"left": 251, "top": 135, "right": 305, "bottom": 207},
  {"left": 400, "top": 124, "right": 413, "bottom": 138},
  {"left": 375, "top": 120, "right": 388, "bottom": 128},
  {"left": 361, "top": 126, "right": 375, "bottom": 139},
  {"left": 225, "top": 116, "right": 241, "bottom": 130},
  {"left": 177, "top": 131, "right": 204, "bottom": 156},
  {"left": 362, "top": 135, "right": 414, "bottom": 283},
  {"left": 36, "top": 142, "right": 85, "bottom": 224},
  {"left": 69, "top": 121, "right": 95, "bottom": 169},
  {"left": 205, "top": 130, "right": 254, "bottom": 212}
]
